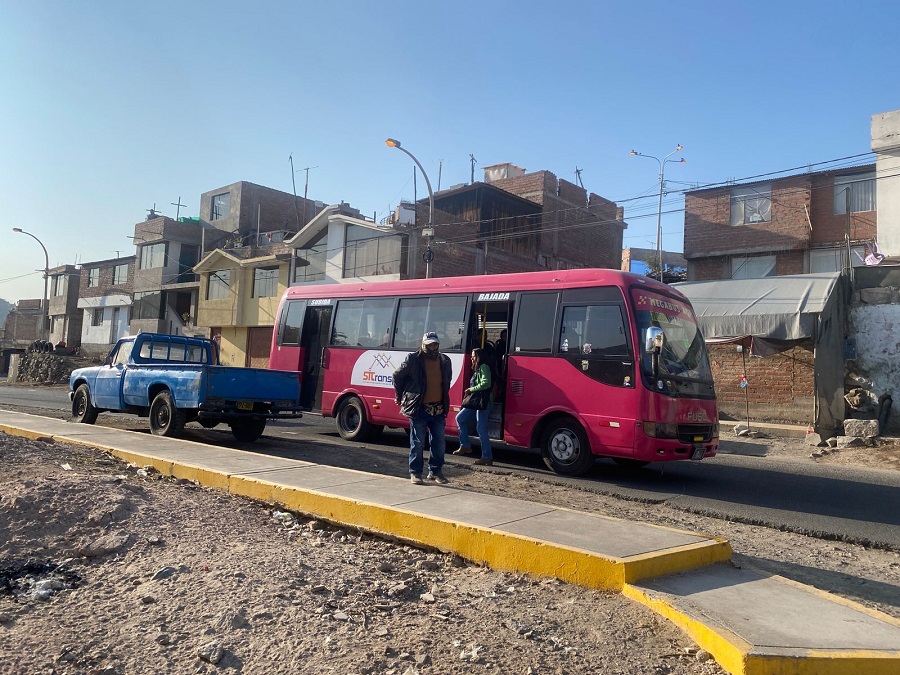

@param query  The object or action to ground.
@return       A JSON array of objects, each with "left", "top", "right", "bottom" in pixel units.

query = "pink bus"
[{"left": 269, "top": 269, "right": 718, "bottom": 476}]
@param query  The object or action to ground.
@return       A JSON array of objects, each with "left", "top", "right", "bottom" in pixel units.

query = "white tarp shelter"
[{"left": 675, "top": 273, "right": 845, "bottom": 433}]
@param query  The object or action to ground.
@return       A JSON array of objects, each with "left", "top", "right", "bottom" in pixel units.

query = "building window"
[
  {"left": 133, "top": 291, "right": 164, "bottom": 320},
  {"left": 834, "top": 172, "right": 876, "bottom": 214},
  {"left": 810, "top": 247, "right": 866, "bottom": 273},
  {"left": 211, "top": 192, "right": 231, "bottom": 221},
  {"left": 207, "top": 269, "right": 232, "bottom": 300},
  {"left": 731, "top": 255, "right": 776, "bottom": 279},
  {"left": 140, "top": 242, "right": 167, "bottom": 269},
  {"left": 88, "top": 268, "right": 100, "bottom": 287},
  {"left": 294, "top": 230, "right": 328, "bottom": 283},
  {"left": 730, "top": 184, "right": 771, "bottom": 226},
  {"left": 90, "top": 308, "right": 103, "bottom": 326},
  {"left": 52, "top": 275, "right": 66, "bottom": 296},
  {"left": 342, "top": 225, "right": 403, "bottom": 278},
  {"left": 113, "top": 263, "right": 128, "bottom": 285},
  {"left": 253, "top": 267, "right": 279, "bottom": 298}
]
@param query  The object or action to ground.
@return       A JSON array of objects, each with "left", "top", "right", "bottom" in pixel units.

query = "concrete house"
[
  {"left": 192, "top": 181, "right": 326, "bottom": 366},
  {"left": 77, "top": 255, "right": 136, "bottom": 355},
  {"left": 47, "top": 264, "right": 82, "bottom": 348}
]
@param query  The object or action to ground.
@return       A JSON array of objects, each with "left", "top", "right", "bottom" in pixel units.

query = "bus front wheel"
[
  {"left": 540, "top": 418, "right": 594, "bottom": 476},
  {"left": 336, "top": 396, "right": 383, "bottom": 442}
]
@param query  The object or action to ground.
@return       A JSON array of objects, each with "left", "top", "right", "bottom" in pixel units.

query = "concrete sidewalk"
[{"left": 2, "top": 409, "right": 898, "bottom": 675}]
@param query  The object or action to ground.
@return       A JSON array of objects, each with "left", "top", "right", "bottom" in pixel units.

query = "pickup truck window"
[
  {"left": 114, "top": 341, "right": 133, "bottom": 366},
  {"left": 138, "top": 338, "right": 208, "bottom": 363}
]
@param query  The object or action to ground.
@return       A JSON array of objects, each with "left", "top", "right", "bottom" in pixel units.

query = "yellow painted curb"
[
  {"left": 623, "top": 582, "right": 900, "bottom": 675},
  {"left": 230, "top": 473, "right": 630, "bottom": 590}
]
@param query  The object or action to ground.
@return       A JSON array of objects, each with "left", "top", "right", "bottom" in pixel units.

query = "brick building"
[
  {"left": 683, "top": 165, "right": 876, "bottom": 280},
  {"left": 398, "top": 163, "right": 626, "bottom": 278}
]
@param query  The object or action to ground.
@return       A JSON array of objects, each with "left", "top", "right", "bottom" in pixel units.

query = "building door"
[{"left": 247, "top": 327, "right": 273, "bottom": 369}]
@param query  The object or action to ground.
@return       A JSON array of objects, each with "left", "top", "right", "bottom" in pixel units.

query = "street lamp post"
[
  {"left": 385, "top": 138, "right": 435, "bottom": 279},
  {"left": 12, "top": 227, "right": 50, "bottom": 342},
  {"left": 630, "top": 145, "right": 685, "bottom": 283}
]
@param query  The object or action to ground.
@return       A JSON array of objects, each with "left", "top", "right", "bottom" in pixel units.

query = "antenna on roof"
[
  {"left": 470, "top": 154, "right": 477, "bottom": 184},
  {"left": 575, "top": 167, "right": 584, "bottom": 189}
]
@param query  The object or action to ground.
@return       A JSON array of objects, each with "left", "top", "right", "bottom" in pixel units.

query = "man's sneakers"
[{"left": 411, "top": 472, "right": 449, "bottom": 485}]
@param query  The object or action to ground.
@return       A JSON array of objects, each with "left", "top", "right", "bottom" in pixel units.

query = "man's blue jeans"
[
  {"left": 456, "top": 406, "right": 492, "bottom": 460},
  {"left": 409, "top": 410, "right": 446, "bottom": 477}
]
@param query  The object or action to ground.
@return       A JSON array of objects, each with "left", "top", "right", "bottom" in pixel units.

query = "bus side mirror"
[{"left": 645, "top": 326, "right": 664, "bottom": 354}]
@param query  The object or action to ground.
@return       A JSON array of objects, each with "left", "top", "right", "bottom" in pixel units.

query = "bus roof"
[{"left": 282, "top": 268, "right": 688, "bottom": 302}]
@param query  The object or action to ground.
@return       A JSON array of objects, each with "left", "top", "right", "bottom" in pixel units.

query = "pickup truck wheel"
[
  {"left": 336, "top": 396, "right": 382, "bottom": 442},
  {"left": 540, "top": 417, "right": 594, "bottom": 476},
  {"left": 71, "top": 384, "right": 98, "bottom": 424},
  {"left": 230, "top": 419, "right": 266, "bottom": 442},
  {"left": 149, "top": 391, "right": 185, "bottom": 437}
]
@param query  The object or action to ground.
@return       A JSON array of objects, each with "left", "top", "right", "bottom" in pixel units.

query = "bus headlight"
[
  {"left": 642, "top": 422, "right": 678, "bottom": 439},
  {"left": 710, "top": 421, "right": 719, "bottom": 438}
]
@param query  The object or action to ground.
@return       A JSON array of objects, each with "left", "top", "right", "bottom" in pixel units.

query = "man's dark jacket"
[{"left": 392, "top": 350, "right": 452, "bottom": 418}]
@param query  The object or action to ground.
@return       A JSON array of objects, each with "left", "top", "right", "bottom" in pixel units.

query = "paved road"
[{"left": 3, "top": 382, "right": 900, "bottom": 549}]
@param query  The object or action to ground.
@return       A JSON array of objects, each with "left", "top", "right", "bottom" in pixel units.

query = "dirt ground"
[
  {"left": 1, "top": 421, "right": 899, "bottom": 674},
  {"left": 1, "top": 432, "right": 731, "bottom": 675}
]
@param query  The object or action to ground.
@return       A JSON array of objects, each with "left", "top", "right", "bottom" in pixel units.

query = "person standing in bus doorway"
[
  {"left": 453, "top": 347, "right": 493, "bottom": 465},
  {"left": 393, "top": 332, "right": 453, "bottom": 485}
]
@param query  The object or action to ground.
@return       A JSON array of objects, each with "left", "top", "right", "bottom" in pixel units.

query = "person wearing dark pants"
[
  {"left": 393, "top": 332, "right": 453, "bottom": 484},
  {"left": 454, "top": 348, "right": 493, "bottom": 465}
]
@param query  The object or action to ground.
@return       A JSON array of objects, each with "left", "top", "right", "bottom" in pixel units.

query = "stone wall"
[{"left": 11, "top": 353, "right": 99, "bottom": 385}]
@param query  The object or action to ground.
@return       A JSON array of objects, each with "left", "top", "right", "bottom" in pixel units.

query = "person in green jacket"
[{"left": 453, "top": 347, "right": 493, "bottom": 465}]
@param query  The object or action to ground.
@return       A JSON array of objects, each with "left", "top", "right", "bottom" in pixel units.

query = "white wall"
[
  {"left": 872, "top": 110, "right": 900, "bottom": 257},
  {"left": 81, "top": 306, "right": 131, "bottom": 345},
  {"left": 849, "top": 302, "right": 900, "bottom": 399}
]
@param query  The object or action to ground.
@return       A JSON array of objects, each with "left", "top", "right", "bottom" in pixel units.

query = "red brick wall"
[
  {"left": 688, "top": 257, "right": 729, "bottom": 280},
  {"left": 488, "top": 171, "right": 556, "bottom": 205},
  {"left": 709, "top": 341, "right": 816, "bottom": 423},
  {"left": 809, "top": 172, "right": 877, "bottom": 245},
  {"left": 685, "top": 176, "right": 811, "bottom": 258},
  {"left": 557, "top": 179, "right": 587, "bottom": 206}
]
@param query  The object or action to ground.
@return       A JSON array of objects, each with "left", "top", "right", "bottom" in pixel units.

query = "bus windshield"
[{"left": 630, "top": 287, "right": 713, "bottom": 385}]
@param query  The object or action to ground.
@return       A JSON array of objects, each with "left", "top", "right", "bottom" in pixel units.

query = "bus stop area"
[{"left": 2, "top": 409, "right": 899, "bottom": 675}]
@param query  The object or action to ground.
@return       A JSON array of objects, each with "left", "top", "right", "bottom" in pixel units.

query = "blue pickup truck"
[{"left": 69, "top": 333, "right": 302, "bottom": 442}]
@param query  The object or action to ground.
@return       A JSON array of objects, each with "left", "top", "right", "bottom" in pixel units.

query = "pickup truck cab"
[{"left": 69, "top": 333, "right": 301, "bottom": 441}]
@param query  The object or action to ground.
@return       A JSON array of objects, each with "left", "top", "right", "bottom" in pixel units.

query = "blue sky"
[{"left": 1, "top": 1, "right": 897, "bottom": 302}]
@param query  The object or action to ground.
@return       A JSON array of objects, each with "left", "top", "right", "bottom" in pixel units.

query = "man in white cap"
[{"left": 393, "top": 331, "right": 452, "bottom": 484}]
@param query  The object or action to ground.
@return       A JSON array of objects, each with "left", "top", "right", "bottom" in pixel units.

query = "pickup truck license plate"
[
  {"left": 236, "top": 401, "right": 253, "bottom": 411},
  {"left": 691, "top": 446, "right": 705, "bottom": 461}
]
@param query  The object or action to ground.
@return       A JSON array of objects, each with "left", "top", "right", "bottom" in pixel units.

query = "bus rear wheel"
[
  {"left": 336, "top": 396, "right": 383, "bottom": 442},
  {"left": 540, "top": 418, "right": 594, "bottom": 476}
]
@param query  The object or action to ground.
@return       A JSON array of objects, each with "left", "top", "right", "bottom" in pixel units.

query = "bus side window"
[
  {"left": 515, "top": 293, "right": 558, "bottom": 353},
  {"left": 280, "top": 300, "right": 306, "bottom": 345}
]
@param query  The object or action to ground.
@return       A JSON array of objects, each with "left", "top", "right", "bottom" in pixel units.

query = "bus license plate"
[
  {"left": 691, "top": 446, "right": 705, "bottom": 461},
  {"left": 236, "top": 401, "right": 253, "bottom": 411}
]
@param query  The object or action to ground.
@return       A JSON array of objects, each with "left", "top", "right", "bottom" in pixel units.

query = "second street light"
[
  {"left": 630, "top": 144, "right": 685, "bottom": 283},
  {"left": 12, "top": 227, "right": 50, "bottom": 342},
  {"left": 385, "top": 138, "right": 435, "bottom": 279}
]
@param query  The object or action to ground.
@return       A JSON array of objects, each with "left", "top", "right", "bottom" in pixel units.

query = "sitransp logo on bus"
[{"left": 351, "top": 351, "right": 397, "bottom": 389}]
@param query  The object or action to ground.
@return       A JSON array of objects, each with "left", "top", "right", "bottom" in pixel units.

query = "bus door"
[
  {"left": 468, "top": 295, "right": 514, "bottom": 441},
  {"left": 299, "top": 304, "right": 332, "bottom": 410},
  {"left": 503, "top": 292, "right": 561, "bottom": 446}
]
